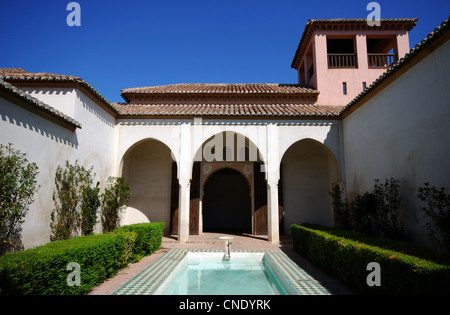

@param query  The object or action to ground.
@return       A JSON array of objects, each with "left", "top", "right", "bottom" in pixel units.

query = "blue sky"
[{"left": 0, "top": 0, "right": 449, "bottom": 102}]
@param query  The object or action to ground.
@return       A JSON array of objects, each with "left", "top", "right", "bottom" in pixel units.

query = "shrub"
[
  {"left": 101, "top": 177, "right": 131, "bottom": 233},
  {"left": 329, "top": 184, "right": 351, "bottom": 230},
  {"left": 291, "top": 224, "right": 450, "bottom": 294},
  {"left": 50, "top": 161, "right": 97, "bottom": 241},
  {"left": 330, "top": 178, "right": 404, "bottom": 239},
  {"left": 115, "top": 222, "right": 165, "bottom": 260},
  {"left": 0, "top": 232, "right": 136, "bottom": 295},
  {"left": 350, "top": 192, "right": 378, "bottom": 235},
  {"left": 81, "top": 182, "right": 100, "bottom": 236},
  {"left": 374, "top": 178, "right": 403, "bottom": 239},
  {"left": 418, "top": 183, "right": 450, "bottom": 252},
  {"left": 0, "top": 143, "right": 39, "bottom": 255}
]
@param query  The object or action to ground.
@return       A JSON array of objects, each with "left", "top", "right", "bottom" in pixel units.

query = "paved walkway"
[{"left": 89, "top": 233, "right": 354, "bottom": 295}]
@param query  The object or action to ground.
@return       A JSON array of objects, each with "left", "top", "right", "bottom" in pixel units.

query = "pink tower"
[{"left": 291, "top": 19, "right": 418, "bottom": 106}]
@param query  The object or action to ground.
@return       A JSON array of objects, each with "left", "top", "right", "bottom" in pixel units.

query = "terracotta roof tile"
[
  {"left": 113, "top": 103, "right": 342, "bottom": 118},
  {"left": 122, "top": 83, "right": 317, "bottom": 94},
  {"left": 121, "top": 83, "right": 319, "bottom": 103}
]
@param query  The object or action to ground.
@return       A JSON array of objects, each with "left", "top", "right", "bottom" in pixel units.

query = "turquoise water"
[{"left": 163, "top": 259, "right": 288, "bottom": 295}]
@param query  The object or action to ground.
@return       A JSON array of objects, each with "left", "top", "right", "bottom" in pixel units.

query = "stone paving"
[{"left": 89, "top": 233, "right": 354, "bottom": 295}]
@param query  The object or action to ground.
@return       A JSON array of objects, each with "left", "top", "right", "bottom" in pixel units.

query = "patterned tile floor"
[{"left": 88, "top": 233, "right": 353, "bottom": 295}]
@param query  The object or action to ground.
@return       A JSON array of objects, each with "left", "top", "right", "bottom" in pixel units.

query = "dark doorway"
[{"left": 203, "top": 168, "right": 251, "bottom": 233}]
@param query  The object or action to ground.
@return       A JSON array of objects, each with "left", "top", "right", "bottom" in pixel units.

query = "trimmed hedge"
[
  {"left": 0, "top": 222, "right": 165, "bottom": 295},
  {"left": 291, "top": 224, "right": 450, "bottom": 294},
  {"left": 115, "top": 222, "right": 165, "bottom": 260}
]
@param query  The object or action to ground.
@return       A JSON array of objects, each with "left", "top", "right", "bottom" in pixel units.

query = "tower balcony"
[
  {"left": 367, "top": 53, "right": 397, "bottom": 68},
  {"left": 327, "top": 53, "right": 357, "bottom": 68}
]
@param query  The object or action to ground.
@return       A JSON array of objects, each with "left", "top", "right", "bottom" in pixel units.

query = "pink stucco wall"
[{"left": 300, "top": 30, "right": 411, "bottom": 106}]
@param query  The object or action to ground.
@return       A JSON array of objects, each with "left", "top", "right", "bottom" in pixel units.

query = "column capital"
[
  {"left": 178, "top": 177, "right": 191, "bottom": 188},
  {"left": 266, "top": 178, "right": 279, "bottom": 189}
]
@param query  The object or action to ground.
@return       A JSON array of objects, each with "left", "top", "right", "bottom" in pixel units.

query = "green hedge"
[
  {"left": 291, "top": 224, "right": 450, "bottom": 294},
  {"left": 115, "top": 222, "right": 165, "bottom": 260},
  {"left": 0, "top": 222, "right": 165, "bottom": 295},
  {"left": 0, "top": 232, "right": 136, "bottom": 295}
]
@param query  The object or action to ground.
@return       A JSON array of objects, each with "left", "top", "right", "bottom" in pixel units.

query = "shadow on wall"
[
  {"left": 0, "top": 99, "right": 79, "bottom": 148},
  {"left": 78, "top": 92, "right": 116, "bottom": 128}
]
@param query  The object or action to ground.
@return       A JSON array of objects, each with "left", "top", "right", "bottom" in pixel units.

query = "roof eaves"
[
  {"left": 0, "top": 79, "right": 82, "bottom": 131},
  {"left": 0, "top": 71, "right": 119, "bottom": 117}
]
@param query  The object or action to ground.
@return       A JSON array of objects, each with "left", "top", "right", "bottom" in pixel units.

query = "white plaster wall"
[
  {"left": 0, "top": 97, "right": 78, "bottom": 248},
  {"left": 0, "top": 89, "right": 116, "bottom": 249},
  {"left": 281, "top": 139, "right": 336, "bottom": 234},
  {"left": 73, "top": 90, "right": 116, "bottom": 191},
  {"left": 342, "top": 40, "right": 450, "bottom": 247},
  {"left": 121, "top": 139, "right": 173, "bottom": 233},
  {"left": 20, "top": 87, "right": 78, "bottom": 118}
]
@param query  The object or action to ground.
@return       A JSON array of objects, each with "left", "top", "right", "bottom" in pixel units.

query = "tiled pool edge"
[{"left": 113, "top": 249, "right": 332, "bottom": 295}]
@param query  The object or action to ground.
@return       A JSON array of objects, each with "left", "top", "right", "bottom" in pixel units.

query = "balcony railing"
[
  {"left": 367, "top": 53, "right": 397, "bottom": 68},
  {"left": 328, "top": 53, "right": 357, "bottom": 68}
]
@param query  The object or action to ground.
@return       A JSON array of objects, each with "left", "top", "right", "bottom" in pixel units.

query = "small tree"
[
  {"left": 418, "top": 183, "right": 450, "bottom": 252},
  {"left": 329, "top": 184, "right": 351, "bottom": 230},
  {"left": 50, "top": 161, "right": 95, "bottom": 241},
  {"left": 81, "top": 182, "right": 100, "bottom": 236},
  {"left": 101, "top": 177, "right": 131, "bottom": 233},
  {"left": 374, "top": 178, "right": 404, "bottom": 239},
  {"left": 0, "top": 143, "right": 39, "bottom": 255},
  {"left": 350, "top": 192, "right": 378, "bottom": 235}
]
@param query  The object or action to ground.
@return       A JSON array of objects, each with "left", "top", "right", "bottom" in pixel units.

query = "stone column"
[
  {"left": 178, "top": 178, "right": 191, "bottom": 243},
  {"left": 178, "top": 123, "right": 192, "bottom": 243},
  {"left": 267, "top": 178, "right": 280, "bottom": 244},
  {"left": 266, "top": 124, "right": 280, "bottom": 244}
]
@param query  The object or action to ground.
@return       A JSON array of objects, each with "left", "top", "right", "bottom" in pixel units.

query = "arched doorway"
[
  {"left": 121, "top": 139, "right": 174, "bottom": 234},
  {"left": 280, "top": 138, "right": 340, "bottom": 234},
  {"left": 202, "top": 168, "right": 252, "bottom": 233}
]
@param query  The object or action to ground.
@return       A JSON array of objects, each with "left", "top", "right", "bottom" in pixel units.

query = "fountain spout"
[
  {"left": 225, "top": 239, "right": 231, "bottom": 260},
  {"left": 218, "top": 237, "right": 233, "bottom": 260}
]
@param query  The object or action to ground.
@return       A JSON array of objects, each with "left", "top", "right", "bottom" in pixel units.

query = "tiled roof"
[
  {"left": 340, "top": 16, "right": 450, "bottom": 117},
  {"left": 122, "top": 83, "right": 318, "bottom": 94},
  {"left": 121, "top": 83, "right": 319, "bottom": 103},
  {"left": 291, "top": 18, "right": 419, "bottom": 69},
  {"left": 0, "top": 68, "right": 119, "bottom": 116},
  {"left": 0, "top": 78, "right": 81, "bottom": 130},
  {"left": 113, "top": 103, "right": 342, "bottom": 118}
]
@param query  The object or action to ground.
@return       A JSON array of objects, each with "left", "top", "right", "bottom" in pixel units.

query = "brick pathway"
[{"left": 89, "top": 233, "right": 354, "bottom": 295}]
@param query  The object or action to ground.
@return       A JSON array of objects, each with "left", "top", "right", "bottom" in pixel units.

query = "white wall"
[
  {"left": 121, "top": 139, "right": 173, "bottom": 233},
  {"left": 281, "top": 139, "right": 337, "bottom": 233},
  {"left": 343, "top": 40, "right": 450, "bottom": 247},
  {"left": 0, "top": 88, "right": 116, "bottom": 249}
]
